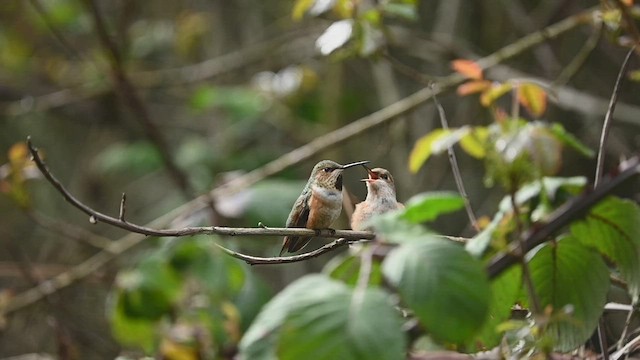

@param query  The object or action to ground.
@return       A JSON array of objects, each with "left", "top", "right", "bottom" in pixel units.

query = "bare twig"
[
  {"left": 118, "top": 193, "right": 126, "bottom": 222},
  {"left": 215, "top": 238, "right": 361, "bottom": 265},
  {"left": 4, "top": 28, "right": 316, "bottom": 117},
  {"left": 26, "top": 137, "right": 374, "bottom": 241},
  {"left": 431, "top": 89, "right": 479, "bottom": 231},
  {"left": 27, "top": 211, "right": 113, "bottom": 251},
  {"left": 617, "top": 302, "right": 637, "bottom": 350},
  {"left": 488, "top": 157, "right": 640, "bottom": 279},
  {"left": 83, "top": 0, "right": 194, "bottom": 198},
  {"left": 612, "top": 332, "right": 640, "bottom": 360},
  {"left": 594, "top": 46, "right": 635, "bottom": 187},
  {"left": 553, "top": 22, "right": 603, "bottom": 87},
  {"left": 27, "top": 0, "right": 86, "bottom": 61},
  {"left": 510, "top": 191, "right": 541, "bottom": 314}
]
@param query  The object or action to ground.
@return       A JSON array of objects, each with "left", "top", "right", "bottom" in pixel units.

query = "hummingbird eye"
[
  {"left": 323, "top": 167, "right": 333, "bottom": 173},
  {"left": 380, "top": 174, "right": 388, "bottom": 180}
]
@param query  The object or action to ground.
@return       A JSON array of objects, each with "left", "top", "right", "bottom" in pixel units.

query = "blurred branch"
[
  {"left": 553, "top": 22, "right": 603, "bottom": 87},
  {"left": 27, "top": 0, "right": 86, "bottom": 61},
  {"left": 595, "top": 46, "right": 635, "bottom": 187},
  {"left": 431, "top": 90, "right": 479, "bottom": 232},
  {"left": 83, "top": 0, "right": 194, "bottom": 199},
  {"left": 487, "top": 156, "right": 640, "bottom": 280},
  {"left": 27, "top": 211, "right": 113, "bottom": 251},
  {"left": 3, "top": 28, "right": 316, "bottom": 117}
]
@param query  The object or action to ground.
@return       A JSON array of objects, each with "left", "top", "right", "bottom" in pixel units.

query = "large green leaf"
[
  {"left": 278, "top": 285, "right": 405, "bottom": 360},
  {"left": 473, "top": 266, "right": 522, "bottom": 349},
  {"left": 238, "top": 275, "right": 405, "bottom": 360},
  {"left": 529, "top": 238, "right": 610, "bottom": 351},
  {"left": 383, "top": 237, "right": 491, "bottom": 343},
  {"left": 401, "top": 191, "right": 465, "bottom": 223},
  {"left": 570, "top": 196, "right": 640, "bottom": 299}
]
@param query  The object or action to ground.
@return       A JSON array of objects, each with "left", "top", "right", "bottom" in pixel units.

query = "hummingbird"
[
  {"left": 351, "top": 166, "right": 404, "bottom": 232},
  {"left": 279, "top": 159, "right": 370, "bottom": 255}
]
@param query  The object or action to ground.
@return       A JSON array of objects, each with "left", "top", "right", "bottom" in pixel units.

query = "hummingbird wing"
[{"left": 280, "top": 194, "right": 311, "bottom": 255}]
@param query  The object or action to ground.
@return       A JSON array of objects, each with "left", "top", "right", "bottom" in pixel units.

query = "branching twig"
[
  {"left": 26, "top": 137, "right": 374, "bottom": 242},
  {"left": 431, "top": 88, "right": 479, "bottom": 232},
  {"left": 594, "top": 46, "right": 635, "bottom": 187},
  {"left": 488, "top": 157, "right": 640, "bottom": 279}
]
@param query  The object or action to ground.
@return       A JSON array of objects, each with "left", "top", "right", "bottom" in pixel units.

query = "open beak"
[
  {"left": 340, "top": 160, "right": 369, "bottom": 169},
  {"left": 360, "top": 165, "right": 378, "bottom": 182}
]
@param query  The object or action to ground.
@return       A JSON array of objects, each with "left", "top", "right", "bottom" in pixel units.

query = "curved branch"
[{"left": 216, "top": 238, "right": 359, "bottom": 265}]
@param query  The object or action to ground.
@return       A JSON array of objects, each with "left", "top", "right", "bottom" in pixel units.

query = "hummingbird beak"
[
  {"left": 360, "top": 165, "right": 378, "bottom": 182},
  {"left": 340, "top": 160, "right": 369, "bottom": 169}
]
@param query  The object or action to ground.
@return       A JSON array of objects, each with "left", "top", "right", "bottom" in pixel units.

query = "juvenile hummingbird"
[
  {"left": 279, "top": 159, "right": 369, "bottom": 255},
  {"left": 351, "top": 166, "right": 404, "bottom": 231}
]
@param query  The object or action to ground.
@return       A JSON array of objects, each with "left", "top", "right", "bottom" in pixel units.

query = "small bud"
[{"left": 89, "top": 215, "right": 98, "bottom": 224}]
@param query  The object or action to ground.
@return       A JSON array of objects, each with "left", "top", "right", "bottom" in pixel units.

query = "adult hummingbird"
[
  {"left": 279, "top": 159, "right": 369, "bottom": 255},
  {"left": 351, "top": 166, "right": 404, "bottom": 231}
]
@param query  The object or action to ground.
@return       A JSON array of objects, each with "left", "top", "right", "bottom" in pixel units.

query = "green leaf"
[
  {"left": 473, "top": 266, "right": 522, "bottom": 349},
  {"left": 116, "top": 254, "right": 182, "bottom": 320},
  {"left": 549, "top": 123, "right": 595, "bottom": 158},
  {"left": 459, "top": 127, "right": 489, "bottom": 159},
  {"left": 381, "top": 3, "right": 418, "bottom": 21},
  {"left": 370, "top": 212, "right": 433, "bottom": 244},
  {"left": 571, "top": 197, "right": 640, "bottom": 299},
  {"left": 383, "top": 237, "right": 491, "bottom": 343},
  {"left": 529, "top": 238, "right": 610, "bottom": 351},
  {"left": 408, "top": 128, "right": 469, "bottom": 173},
  {"left": 323, "top": 253, "right": 384, "bottom": 287},
  {"left": 109, "top": 295, "right": 157, "bottom": 352},
  {"left": 278, "top": 286, "right": 405, "bottom": 360},
  {"left": 168, "top": 237, "right": 246, "bottom": 298},
  {"left": 238, "top": 274, "right": 405, "bottom": 360},
  {"left": 94, "top": 142, "right": 163, "bottom": 176},
  {"left": 401, "top": 191, "right": 465, "bottom": 223}
]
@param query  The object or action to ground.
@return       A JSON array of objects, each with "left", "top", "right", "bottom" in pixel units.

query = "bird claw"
[{"left": 315, "top": 228, "right": 336, "bottom": 236}]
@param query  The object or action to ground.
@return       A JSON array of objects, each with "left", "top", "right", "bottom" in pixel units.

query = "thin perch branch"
[
  {"left": 26, "top": 137, "right": 374, "bottom": 241},
  {"left": 594, "top": 46, "right": 635, "bottom": 187}
]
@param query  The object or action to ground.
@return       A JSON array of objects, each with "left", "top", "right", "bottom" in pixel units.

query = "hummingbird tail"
[{"left": 280, "top": 236, "right": 311, "bottom": 255}]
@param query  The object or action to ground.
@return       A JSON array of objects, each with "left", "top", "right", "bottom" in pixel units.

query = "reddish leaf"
[
  {"left": 456, "top": 80, "right": 491, "bottom": 96},
  {"left": 451, "top": 59, "right": 483, "bottom": 80}
]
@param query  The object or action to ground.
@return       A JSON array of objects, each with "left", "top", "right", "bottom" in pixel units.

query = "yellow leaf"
[
  {"left": 460, "top": 127, "right": 489, "bottom": 159},
  {"left": 8, "top": 142, "right": 28, "bottom": 165},
  {"left": 451, "top": 59, "right": 483, "bottom": 80},
  {"left": 292, "top": 0, "right": 315, "bottom": 20},
  {"left": 457, "top": 80, "right": 491, "bottom": 96},
  {"left": 622, "top": 0, "right": 633, "bottom": 6},
  {"left": 480, "top": 82, "right": 512, "bottom": 107},
  {"left": 517, "top": 83, "right": 547, "bottom": 118},
  {"left": 408, "top": 129, "right": 452, "bottom": 173}
]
